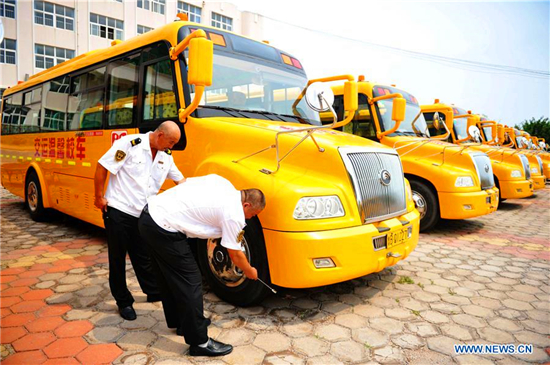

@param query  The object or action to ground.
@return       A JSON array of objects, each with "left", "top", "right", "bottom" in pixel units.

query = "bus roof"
[{"left": 3, "top": 19, "right": 302, "bottom": 98}]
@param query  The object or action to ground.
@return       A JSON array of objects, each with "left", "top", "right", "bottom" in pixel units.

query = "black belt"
[{"left": 143, "top": 204, "right": 149, "bottom": 214}]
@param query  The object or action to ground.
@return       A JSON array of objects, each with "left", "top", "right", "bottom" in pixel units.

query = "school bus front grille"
[
  {"left": 340, "top": 148, "right": 407, "bottom": 224},
  {"left": 472, "top": 154, "right": 495, "bottom": 190}
]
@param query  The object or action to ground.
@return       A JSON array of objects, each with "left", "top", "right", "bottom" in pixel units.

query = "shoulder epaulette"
[
  {"left": 164, "top": 148, "right": 172, "bottom": 155},
  {"left": 130, "top": 138, "right": 142, "bottom": 147}
]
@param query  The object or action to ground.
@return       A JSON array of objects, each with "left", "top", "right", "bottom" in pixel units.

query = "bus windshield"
[
  {"left": 193, "top": 53, "right": 318, "bottom": 124},
  {"left": 373, "top": 86, "right": 429, "bottom": 137},
  {"left": 452, "top": 107, "right": 469, "bottom": 140},
  {"left": 183, "top": 27, "right": 319, "bottom": 125}
]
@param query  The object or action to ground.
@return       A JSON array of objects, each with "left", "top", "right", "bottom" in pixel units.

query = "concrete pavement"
[{"left": 1, "top": 187, "right": 549, "bottom": 364}]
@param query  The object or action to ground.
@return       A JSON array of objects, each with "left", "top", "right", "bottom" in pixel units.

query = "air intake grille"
[
  {"left": 472, "top": 154, "right": 495, "bottom": 190},
  {"left": 340, "top": 149, "right": 407, "bottom": 223}
]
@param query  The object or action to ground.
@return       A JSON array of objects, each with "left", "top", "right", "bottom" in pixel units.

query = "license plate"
[{"left": 387, "top": 227, "right": 409, "bottom": 249}]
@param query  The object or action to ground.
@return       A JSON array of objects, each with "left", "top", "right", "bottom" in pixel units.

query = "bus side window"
[
  {"left": 6, "top": 93, "right": 24, "bottom": 134},
  {"left": 68, "top": 66, "right": 106, "bottom": 130},
  {"left": 107, "top": 53, "right": 139, "bottom": 127},
  {"left": 21, "top": 88, "right": 42, "bottom": 133},
  {"left": 2, "top": 96, "right": 13, "bottom": 135},
  {"left": 42, "top": 76, "right": 70, "bottom": 131},
  {"left": 142, "top": 59, "right": 177, "bottom": 122}
]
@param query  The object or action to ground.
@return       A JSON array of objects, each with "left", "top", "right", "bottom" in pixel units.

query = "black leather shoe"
[
  {"left": 146, "top": 294, "right": 162, "bottom": 303},
  {"left": 189, "top": 338, "right": 233, "bottom": 357},
  {"left": 177, "top": 318, "right": 211, "bottom": 336},
  {"left": 119, "top": 306, "right": 137, "bottom": 321}
]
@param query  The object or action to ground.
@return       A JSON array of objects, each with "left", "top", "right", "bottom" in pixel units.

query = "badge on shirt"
[
  {"left": 237, "top": 230, "right": 245, "bottom": 243},
  {"left": 115, "top": 150, "right": 126, "bottom": 162}
]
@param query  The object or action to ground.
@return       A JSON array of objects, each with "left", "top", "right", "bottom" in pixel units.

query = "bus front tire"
[
  {"left": 25, "top": 171, "right": 47, "bottom": 222},
  {"left": 197, "top": 217, "right": 271, "bottom": 307},
  {"left": 410, "top": 180, "right": 440, "bottom": 232}
]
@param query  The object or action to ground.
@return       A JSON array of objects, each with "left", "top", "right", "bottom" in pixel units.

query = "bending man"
[{"left": 138, "top": 174, "right": 265, "bottom": 357}]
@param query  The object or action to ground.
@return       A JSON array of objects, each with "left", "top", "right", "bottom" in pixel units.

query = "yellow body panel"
[
  {"left": 265, "top": 210, "right": 420, "bottom": 288},
  {"left": 438, "top": 187, "right": 499, "bottom": 219},
  {"left": 1, "top": 21, "right": 419, "bottom": 289}
]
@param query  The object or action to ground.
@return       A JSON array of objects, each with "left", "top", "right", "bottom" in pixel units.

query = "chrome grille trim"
[
  {"left": 470, "top": 153, "right": 495, "bottom": 190},
  {"left": 535, "top": 155, "right": 543, "bottom": 174},
  {"left": 339, "top": 147, "right": 407, "bottom": 224},
  {"left": 518, "top": 154, "right": 531, "bottom": 179}
]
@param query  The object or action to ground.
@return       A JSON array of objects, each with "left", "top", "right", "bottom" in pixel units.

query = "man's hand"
[
  {"left": 244, "top": 267, "right": 258, "bottom": 280},
  {"left": 228, "top": 248, "right": 258, "bottom": 280},
  {"left": 95, "top": 196, "right": 108, "bottom": 212}
]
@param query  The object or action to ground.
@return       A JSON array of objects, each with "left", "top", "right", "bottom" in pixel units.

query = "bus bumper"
[
  {"left": 531, "top": 174, "right": 546, "bottom": 190},
  {"left": 438, "top": 187, "right": 499, "bottom": 220},
  {"left": 263, "top": 209, "right": 420, "bottom": 289},
  {"left": 499, "top": 179, "right": 533, "bottom": 199}
]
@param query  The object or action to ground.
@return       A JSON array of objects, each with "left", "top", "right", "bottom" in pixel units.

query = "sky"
[{"left": 227, "top": 0, "right": 549, "bottom": 126}]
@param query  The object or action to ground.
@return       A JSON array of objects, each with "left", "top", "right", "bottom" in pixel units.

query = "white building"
[{"left": 0, "top": 0, "right": 265, "bottom": 95}]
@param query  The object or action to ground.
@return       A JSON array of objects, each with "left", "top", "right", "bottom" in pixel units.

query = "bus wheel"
[
  {"left": 197, "top": 217, "right": 271, "bottom": 306},
  {"left": 25, "top": 171, "right": 47, "bottom": 222},
  {"left": 410, "top": 180, "right": 440, "bottom": 232}
]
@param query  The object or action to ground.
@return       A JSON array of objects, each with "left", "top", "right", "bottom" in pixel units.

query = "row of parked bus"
[{"left": 0, "top": 16, "right": 547, "bottom": 306}]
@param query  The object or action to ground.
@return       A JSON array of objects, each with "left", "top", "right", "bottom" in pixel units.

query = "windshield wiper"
[{"left": 200, "top": 105, "right": 250, "bottom": 118}]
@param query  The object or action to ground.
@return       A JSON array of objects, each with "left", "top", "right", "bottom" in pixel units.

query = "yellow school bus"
[
  {"left": 0, "top": 18, "right": 419, "bottom": 306},
  {"left": 331, "top": 81, "right": 498, "bottom": 232},
  {"left": 502, "top": 128, "right": 547, "bottom": 187},
  {"left": 421, "top": 103, "right": 534, "bottom": 201},
  {"left": 476, "top": 120, "right": 545, "bottom": 190}
]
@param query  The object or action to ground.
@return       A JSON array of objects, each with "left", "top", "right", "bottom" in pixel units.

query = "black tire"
[
  {"left": 197, "top": 217, "right": 271, "bottom": 306},
  {"left": 410, "top": 179, "right": 440, "bottom": 232},
  {"left": 25, "top": 171, "right": 47, "bottom": 222},
  {"left": 494, "top": 176, "right": 506, "bottom": 207}
]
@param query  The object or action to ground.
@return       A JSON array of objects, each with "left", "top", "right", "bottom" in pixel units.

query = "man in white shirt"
[
  {"left": 94, "top": 121, "right": 185, "bottom": 321},
  {"left": 138, "top": 174, "right": 265, "bottom": 357}
]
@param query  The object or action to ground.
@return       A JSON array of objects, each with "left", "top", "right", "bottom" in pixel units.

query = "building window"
[
  {"left": 137, "top": 25, "right": 153, "bottom": 35},
  {"left": 177, "top": 2, "right": 201, "bottom": 23},
  {"left": 34, "top": 1, "right": 74, "bottom": 30},
  {"left": 137, "top": 0, "right": 165, "bottom": 15},
  {"left": 211, "top": 12, "right": 232, "bottom": 31},
  {"left": 90, "top": 13, "right": 123, "bottom": 40},
  {"left": 35, "top": 44, "right": 75, "bottom": 69},
  {"left": 0, "top": 39, "right": 16, "bottom": 64},
  {"left": 0, "top": 0, "right": 16, "bottom": 18}
]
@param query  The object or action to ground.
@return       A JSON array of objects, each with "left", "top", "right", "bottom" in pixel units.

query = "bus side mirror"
[
  {"left": 187, "top": 38, "right": 213, "bottom": 86},
  {"left": 498, "top": 126, "right": 505, "bottom": 142},
  {"left": 344, "top": 81, "right": 358, "bottom": 112},
  {"left": 392, "top": 97, "right": 406, "bottom": 123},
  {"left": 466, "top": 116, "right": 477, "bottom": 128}
]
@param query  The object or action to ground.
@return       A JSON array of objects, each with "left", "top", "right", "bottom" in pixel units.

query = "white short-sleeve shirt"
[
  {"left": 98, "top": 132, "right": 184, "bottom": 217},
  {"left": 147, "top": 174, "right": 246, "bottom": 251}
]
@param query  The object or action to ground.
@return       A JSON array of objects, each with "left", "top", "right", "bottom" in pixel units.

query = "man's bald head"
[
  {"left": 157, "top": 121, "right": 181, "bottom": 140},
  {"left": 150, "top": 121, "right": 181, "bottom": 151}
]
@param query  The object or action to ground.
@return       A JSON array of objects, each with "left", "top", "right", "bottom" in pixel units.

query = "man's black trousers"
[
  {"left": 138, "top": 208, "right": 209, "bottom": 346},
  {"left": 103, "top": 206, "right": 161, "bottom": 308}
]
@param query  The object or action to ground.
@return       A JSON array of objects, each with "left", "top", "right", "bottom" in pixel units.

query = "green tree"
[{"left": 515, "top": 117, "right": 550, "bottom": 143}]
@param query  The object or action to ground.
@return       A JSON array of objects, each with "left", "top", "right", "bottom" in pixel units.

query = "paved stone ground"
[{"left": 0, "top": 186, "right": 549, "bottom": 364}]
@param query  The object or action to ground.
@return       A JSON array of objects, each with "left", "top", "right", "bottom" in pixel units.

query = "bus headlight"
[
  {"left": 455, "top": 176, "right": 474, "bottom": 188},
  {"left": 511, "top": 170, "right": 522, "bottom": 178},
  {"left": 530, "top": 167, "right": 538, "bottom": 174},
  {"left": 293, "top": 196, "right": 345, "bottom": 220}
]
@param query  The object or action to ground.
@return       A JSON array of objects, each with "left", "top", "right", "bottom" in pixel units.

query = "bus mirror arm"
[
  {"left": 369, "top": 93, "right": 404, "bottom": 139},
  {"left": 178, "top": 85, "right": 205, "bottom": 123},
  {"left": 169, "top": 29, "right": 207, "bottom": 61}
]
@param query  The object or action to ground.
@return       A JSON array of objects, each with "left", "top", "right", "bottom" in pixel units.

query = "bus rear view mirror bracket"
[
  {"left": 368, "top": 93, "right": 406, "bottom": 139},
  {"left": 169, "top": 29, "right": 214, "bottom": 123}
]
